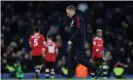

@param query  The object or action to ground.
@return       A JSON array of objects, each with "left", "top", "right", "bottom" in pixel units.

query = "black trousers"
[
  {"left": 32, "top": 56, "right": 42, "bottom": 66},
  {"left": 45, "top": 61, "right": 55, "bottom": 69},
  {"left": 67, "top": 38, "right": 97, "bottom": 78}
]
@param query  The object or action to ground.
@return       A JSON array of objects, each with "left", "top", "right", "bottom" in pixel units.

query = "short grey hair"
[
  {"left": 66, "top": 5, "right": 76, "bottom": 11},
  {"left": 97, "top": 29, "right": 102, "bottom": 32}
]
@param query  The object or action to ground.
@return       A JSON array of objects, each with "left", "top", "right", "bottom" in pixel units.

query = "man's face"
[
  {"left": 97, "top": 31, "right": 102, "bottom": 37},
  {"left": 66, "top": 9, "right": 74, "bottom": 18}
]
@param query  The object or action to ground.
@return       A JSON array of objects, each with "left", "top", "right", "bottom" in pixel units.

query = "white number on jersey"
[
  {"left": 34, "top": 38, "right": 38, "bottom": 46},
  {"left": 48, "top": 46, "right": 55, "bottom": 53}
]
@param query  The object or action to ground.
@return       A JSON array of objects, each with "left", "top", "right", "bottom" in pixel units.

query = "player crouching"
[{"left": 43, "top": 35, "right": 58, "bottom": 79}]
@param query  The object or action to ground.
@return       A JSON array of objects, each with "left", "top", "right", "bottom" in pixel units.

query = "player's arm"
[
  {"left": 42, "top": 47, "right": 46, "bottom": 58},
  {"left": 101, "top": 40, "right": 105, "bottom": 59},
  {"left": 29, "top": 37, "right": 33, "bottom": 59},
  {"left": 41, "top": 35, "right": 47, "bottom": 58},
  {"left": 115, "top": 61, "right": 128, "bottom": 68},
  {"left": 41, "top": 35, "right": 47, "bottom": 46},
  {"left": 55, "top": 44, "right": 59, "bottom": 56},
  {"left": 29, "top": 41, "right": 32, "bottom": 48},
  {"left": 92, "top": 39, "right": 97, "bottom": 58},
  {"left": 29, "top": 37, "right": 32, "bottom": 48},
  {"left": 56, "top": 48, "right": 59, "bottom": 56}
]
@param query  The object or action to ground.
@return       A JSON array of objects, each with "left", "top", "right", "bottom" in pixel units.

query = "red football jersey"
[
  {"left": 44, "top": 40, "right": 58, "bottom": 62},
  {"left": 92, "top": 37, "right": 104, "bottom": 59},
  {"left": 29, "top": 33, "right": 45, "bottom": 56}
]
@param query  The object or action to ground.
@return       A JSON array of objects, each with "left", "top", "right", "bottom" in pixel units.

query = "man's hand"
[{"left": 68, "top": 41, "right": 72, "bottom": 46}]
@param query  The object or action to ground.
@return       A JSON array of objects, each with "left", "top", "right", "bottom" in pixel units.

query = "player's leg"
[
  {"left": 32, "top": 56, "right": 42, "bottom": 79},
  {"left": 102, "top": 61, "right": 109, "bottom": 79},
  {"left": 32, "top": 56, "right": 39, "bottom": 79},
  {"left": 90, "top": 58, "right": 99, "bottom": 78},
  {"left": 67, "top": 45, "right": 76, "bottom": 78},
  {"left": 49, "top": 62, "right": 55, "bottom": 79},
  {"left": 45, "top": 61, "right": 50, "bottom": 79}
]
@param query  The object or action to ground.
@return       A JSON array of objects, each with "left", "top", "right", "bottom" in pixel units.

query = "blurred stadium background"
[{"left": 1, "top": 1, "right": 133, "bottom": 79}]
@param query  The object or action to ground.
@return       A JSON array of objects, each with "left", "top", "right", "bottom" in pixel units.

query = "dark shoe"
[
  {"left": 65, "top": 77, "right": 74, "bottom": 79},
  {"left": 33, "top": 73, "right": 39, "bottom": 79}
]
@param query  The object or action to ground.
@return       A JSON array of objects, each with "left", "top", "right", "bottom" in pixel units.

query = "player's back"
[
  {"left": 45, "top": 40, "right": 57, "bottom": 62},
  {"left": 29, "top": 33, "right": 45, "bottom": 56}
]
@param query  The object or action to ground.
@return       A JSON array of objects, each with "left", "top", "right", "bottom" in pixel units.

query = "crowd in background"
[{"left": 1, "top": 1, "right": 133, "bottom": 74}]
